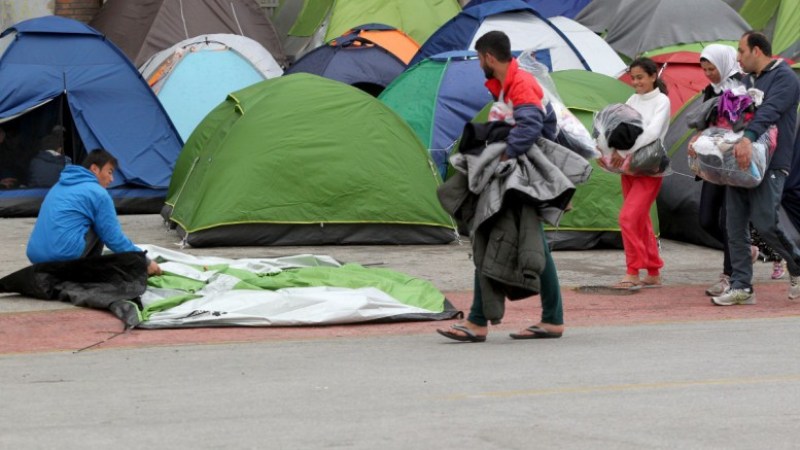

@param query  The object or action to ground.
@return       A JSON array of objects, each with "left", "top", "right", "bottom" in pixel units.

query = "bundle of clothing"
[
  {"left": 592, "top": 103, "right": 670, "bottom": 176},
  {"left": 687, "top": 86, "right": 776, "bottom": 188},
  {"left": 688, "top": 126, "right": 775, "bottom": 188},
  {"left": 440, "top": 124, "right": 592, "bottom": 323}
]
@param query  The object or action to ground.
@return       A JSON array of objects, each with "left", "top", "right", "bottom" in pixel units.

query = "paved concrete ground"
[{"left": 2, "top": 215, "right": 800, "bottom": 448}]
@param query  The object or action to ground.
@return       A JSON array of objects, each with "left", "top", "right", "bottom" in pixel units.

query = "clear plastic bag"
[
  {"left": 518, "top": 49, "right": 599, "bottom": 159},
  {"left": 688, "top": 126, "right": 773, "bottom": 188}
]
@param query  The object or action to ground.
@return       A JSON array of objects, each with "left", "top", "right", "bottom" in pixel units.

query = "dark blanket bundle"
[{"left": 0, "top": 252, "right": 148, "bottom": 328}]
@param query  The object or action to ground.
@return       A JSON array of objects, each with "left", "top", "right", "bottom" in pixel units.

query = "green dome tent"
[
  {"left": 163, "top": 73, "right": 456, "bottom": 246},
  {"left": 545, "top": 70, "right": 651, "bottom": 250},
  {"left": 734, "top": 0, "right": 800, "bottom": 59}
]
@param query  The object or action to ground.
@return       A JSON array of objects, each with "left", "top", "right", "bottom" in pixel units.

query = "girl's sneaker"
[{"left": 772, "top": 262, "right": 786, "bottom": 280}]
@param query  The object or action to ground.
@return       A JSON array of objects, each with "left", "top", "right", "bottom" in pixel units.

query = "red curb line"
[{"left": 2, "top": 284, "right": 799, "bottom": 355}]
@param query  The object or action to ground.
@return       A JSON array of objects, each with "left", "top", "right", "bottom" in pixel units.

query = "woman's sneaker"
[
  {"left": 771, "top": 262, "right": 785, "bottom": 279},
  {"left": 705, "top": 274, "right": 730, "bottom": 296},
  {"left": 711, "top": 288, "right": 755, "bottom": 306}
]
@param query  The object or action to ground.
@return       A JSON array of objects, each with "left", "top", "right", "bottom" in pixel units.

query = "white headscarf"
[{"left": 699, "top": 44, "right": 740, "bottom": 93}]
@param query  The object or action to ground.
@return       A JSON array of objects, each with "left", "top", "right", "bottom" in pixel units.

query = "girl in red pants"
[{"left": 611, "top": 58, "right": 671, "bottom": 289}]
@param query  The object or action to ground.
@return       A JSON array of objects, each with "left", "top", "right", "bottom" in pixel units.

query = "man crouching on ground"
[{"left": 26, "top": 148, "right": 161, "bottom": 276}]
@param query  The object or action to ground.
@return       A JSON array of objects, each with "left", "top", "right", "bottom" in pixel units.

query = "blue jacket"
[
  {"left": 743, "top": 59, "right": 800, "bottom": 172},
  {"left": 26, "top": 165, "right": 140, "bottom": 263}
]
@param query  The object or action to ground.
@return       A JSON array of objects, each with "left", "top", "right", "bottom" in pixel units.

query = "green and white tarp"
[{"left": 137, "top": 245, "right": 459, "bottom": 328}]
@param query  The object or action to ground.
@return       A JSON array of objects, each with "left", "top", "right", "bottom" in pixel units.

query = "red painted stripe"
[{"left": 2, "top": 284, "right": 799, "bottom": 355}]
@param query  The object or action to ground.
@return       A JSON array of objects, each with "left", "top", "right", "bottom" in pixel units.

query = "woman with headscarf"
[{"left": 691, "top": 44, "right": 746, "bottom": 297}]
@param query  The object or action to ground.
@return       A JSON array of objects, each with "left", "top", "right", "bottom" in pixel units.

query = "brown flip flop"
[
  {"left": 509, "top": 325, "right": 563, "bottom": 340},
  {"left": 436, "top": 324, "right": 487, "bottom": 343}
]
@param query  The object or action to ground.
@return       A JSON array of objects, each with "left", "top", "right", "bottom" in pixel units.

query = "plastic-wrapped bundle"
[
  {"left": 593, "top": 103, "right": 643, "bottom": 154},
  {"left": 595, "top": 139, "right": 672, "bottom": 176},
  {"left": 627, "top": 140, "right": 671, "bottom": 176},
  {"left": 552, "top": 102, "right": 600, "bottom": 160},
  {"left": 688, "top": 126, "right": 774, "bottom": 188},
  {"left": 592, "top": 103, "right": 670, "bottom": 176},
  {"left": 518, "top": 50, "right": 599, "bottom": 160}
]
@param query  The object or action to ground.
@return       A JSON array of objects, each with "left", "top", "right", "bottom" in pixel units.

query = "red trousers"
[{"left": 620, "top": 174, "right": 663, "bottom": 276}]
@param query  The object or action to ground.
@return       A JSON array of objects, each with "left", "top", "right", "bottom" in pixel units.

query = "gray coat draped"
[{"left": 438, "top": 138, "right": 592, "bottom": 323}]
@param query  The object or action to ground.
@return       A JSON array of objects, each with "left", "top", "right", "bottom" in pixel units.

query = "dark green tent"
[{"left": 163, "top": 74, "right": 456, "bottom": 246}]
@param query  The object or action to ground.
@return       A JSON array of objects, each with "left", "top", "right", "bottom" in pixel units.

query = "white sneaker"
[
  {"left": 789, "top": 275, "right": 800, "bottom": 299},
  {"left": 711, "top": 288, "right": 755, "bottom": 306},
  {"left": 705, "top": 274, "right": 730, "bottom": 296}
]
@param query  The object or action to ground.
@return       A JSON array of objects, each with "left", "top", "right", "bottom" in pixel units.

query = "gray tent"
[
  {"left": 575, "top": 0, "right": 750, "bottom": 58},
  {"left": 90, "top": 0, "right": 286, "bottom": 68}
]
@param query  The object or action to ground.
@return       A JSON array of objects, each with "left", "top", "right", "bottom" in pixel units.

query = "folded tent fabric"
[{"left": 0, "top": 245, "right": 461, "bottom": 328}]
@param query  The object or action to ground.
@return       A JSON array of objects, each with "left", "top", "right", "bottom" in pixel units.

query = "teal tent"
[{"left": 139, "top": 34, "right": 283, "bottom": 142}]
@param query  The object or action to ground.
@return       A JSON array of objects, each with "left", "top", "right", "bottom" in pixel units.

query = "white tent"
[
  {"left": 467, "top": 12, "right": 627, "bottom": 77},
  {"left": 413, "top": 3, "right": 627, "bottom": 77}
]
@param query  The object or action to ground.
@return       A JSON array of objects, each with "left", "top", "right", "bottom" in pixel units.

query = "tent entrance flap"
[
  {"left": 0, "top": 98, "right": 55, "bottom": 124},
  {"left": 0, "top": 94, "right": 86, "bottom": 187}
]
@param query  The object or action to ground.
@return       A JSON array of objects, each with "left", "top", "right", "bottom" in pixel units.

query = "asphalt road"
[
  {"left": 2, "top": 318, "right": 800, "bottom": 449},
  {"left": 2, "top": 215, "right": 799, "bottom": 449}
]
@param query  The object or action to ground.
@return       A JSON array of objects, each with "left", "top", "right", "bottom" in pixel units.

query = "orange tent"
[{"left": 334, "top": 25, "right": 420, "bottom": 65}]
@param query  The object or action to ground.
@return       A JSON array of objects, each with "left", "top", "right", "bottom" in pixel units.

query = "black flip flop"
[
  {"left": 509, "top": 325, "right": 562, "bottom": 340},
  {"left": 436, "top": 324, "right": 487, "bottom": 343}
]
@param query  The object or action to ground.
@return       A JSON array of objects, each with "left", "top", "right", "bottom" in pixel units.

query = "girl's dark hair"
[{"left": 628, "top": 57, "right": 668, "bottom": 95}]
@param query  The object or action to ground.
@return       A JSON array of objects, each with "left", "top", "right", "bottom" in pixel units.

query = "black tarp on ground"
[{"left": 0, "top": 252, "right": 148, "bottom": 328}]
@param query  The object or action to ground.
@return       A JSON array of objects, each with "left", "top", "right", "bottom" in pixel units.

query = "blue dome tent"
[
  {"left": 379, "top": 52, "right": 494, "bottom": 177},
  {"left": 0, "top": 16, "right": 183, "bottom": 216},
  {"left": 285, "top": 24, "right": 411, "bottom": 97},
  {"left": 464, "top": 0, "right": 592, "bottom": 18}
]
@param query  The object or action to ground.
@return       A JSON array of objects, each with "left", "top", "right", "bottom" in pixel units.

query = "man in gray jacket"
[
  {"left": 436, "top": 31, "right": 567, "bottom": 341},
  {"left": 713, "top": 31, "right": 800, "bottom": 306}
]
